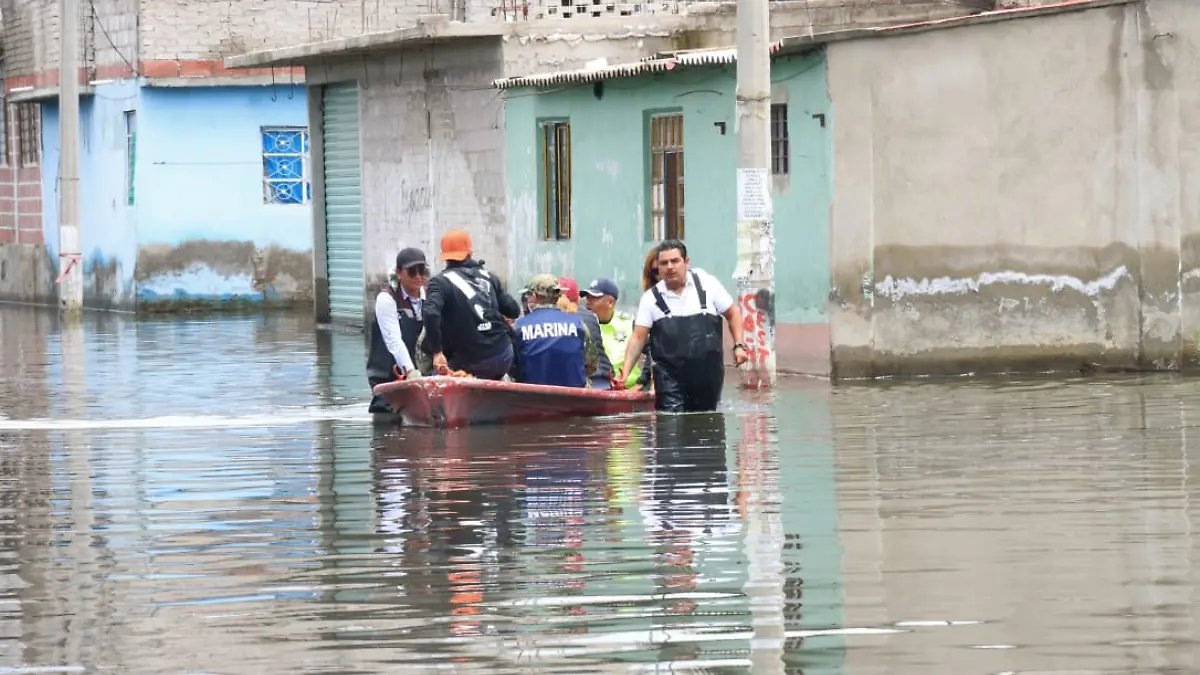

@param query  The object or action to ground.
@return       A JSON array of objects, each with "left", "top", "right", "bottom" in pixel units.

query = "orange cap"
[
  {"left": 557, "top": 277, "right": 580, "bottom": 302},
  {"left": 440, "top": 229, "right": 472, "bottom": 262}
]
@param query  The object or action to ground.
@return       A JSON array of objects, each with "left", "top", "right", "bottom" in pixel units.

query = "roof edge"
[
  {"left": 224, "top": 18, "right": 504, "bottom": 69},
  {"left": 493, "top": 0, "right": 1138, "bottom": 90},
  {"left": 223, "top": 14, "right": 695, "bottom": 69},
  {"left": 776, "top": 0, "right": 1138, "bottom": 52}
]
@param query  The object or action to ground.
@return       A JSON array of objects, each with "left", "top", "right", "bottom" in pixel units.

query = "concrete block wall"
[
  {"left": 138, "top": 0, "right": 442, "bottom": 62},
  {"left": 312, "top": 38, "right": 510, "bottom": 296},
  {"left": 1, "top": 0, "right": 137, "bottom": 84},
  {"left": 2, "top": 0, "right": 435, "bottom": 88},
  {"left": 92, "top": 0, "right": 139, "bottom": 73},
  {"left": 1, "top": 0, "right": 64, "bottom": 79}
]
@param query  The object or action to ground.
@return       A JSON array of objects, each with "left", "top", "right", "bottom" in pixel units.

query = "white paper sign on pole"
[{"left": 737, "top": 168, "right": 771, "bottom": 221}]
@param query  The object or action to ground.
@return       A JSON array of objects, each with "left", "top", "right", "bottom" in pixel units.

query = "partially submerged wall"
[
  {"left": 826, "top": 0, "right": 1200, "bottom": 378},
  {"left": 134, "top": 86, "right": 314, "bottom": 311},
  {"left": 0, "top": 106, "right": 52, "bottom": 306}
]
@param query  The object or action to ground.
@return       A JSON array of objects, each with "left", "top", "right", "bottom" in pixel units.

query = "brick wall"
[
  {"left": 0, "top": 0, "right": 137, "bottom": 81},
  {"left": 138, "top": 0, "right": 442, "bottom": 62},
  {"left": 0, "top": 101, "right": 44, "bottom": 246},
  {"left": 2, "top": 0, "right": 434, "bottom": 90}
]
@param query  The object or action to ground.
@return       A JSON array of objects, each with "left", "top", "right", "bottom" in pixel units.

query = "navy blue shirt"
[{"left": 513, "top": 307, "right": 588, "bottom": 388}]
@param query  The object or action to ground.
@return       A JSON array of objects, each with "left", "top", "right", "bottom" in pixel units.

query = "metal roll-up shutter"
[{"left": 321, "top": 82, "right": 365, "bottom": 325}]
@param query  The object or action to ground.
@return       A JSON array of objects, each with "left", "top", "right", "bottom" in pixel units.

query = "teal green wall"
[{"left": 504, "top": 52, "right": 831, "bottom": 325}]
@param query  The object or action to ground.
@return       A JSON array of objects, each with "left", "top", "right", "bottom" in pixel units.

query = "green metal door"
[{"left": 322, "top": 82, "right": 365, "bottom": 325}]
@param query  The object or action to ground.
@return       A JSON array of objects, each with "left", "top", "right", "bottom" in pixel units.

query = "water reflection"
[
  {"left": 357, "top": 416, "right": 762, "bottom": 669},
  {"left": 4, "top": 306, "right": 1200, "bottom": 673}
]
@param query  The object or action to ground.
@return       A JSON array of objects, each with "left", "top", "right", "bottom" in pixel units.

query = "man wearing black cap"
[{"left": 367, "top": 247, "right": 429, "bottom": 413}]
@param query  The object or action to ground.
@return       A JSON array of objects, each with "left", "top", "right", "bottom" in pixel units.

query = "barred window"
[
  {"left": 649, "top": 112, "right": 684, "bottom": 241},
  {"left": 262, "top": 127, "right": 311, "bottom": 205},
  {"left": 539, "top": 120, "right": 571, "bottom": 241},
  {"left": 771, "top": 103, "right": 790, "bottom": 176},
  {"left": 16, "top": 103, "right": 40, "bottom": 167}
]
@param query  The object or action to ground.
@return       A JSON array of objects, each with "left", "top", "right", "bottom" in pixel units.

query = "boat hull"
[{"left": 373, "top": 377, "right": 655, "bottom": 428}]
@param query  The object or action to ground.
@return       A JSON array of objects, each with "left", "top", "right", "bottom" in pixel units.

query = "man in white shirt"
[
  {"left": 367, "top": 247, "right": 428, "bottom": 413},
  {"left": 616, "top": 239, "right": 749, "bottom": 412}
]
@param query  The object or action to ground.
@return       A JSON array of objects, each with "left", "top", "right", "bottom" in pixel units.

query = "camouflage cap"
[{"left": 525, "top": 274, "right": 563, "bottom": 298}]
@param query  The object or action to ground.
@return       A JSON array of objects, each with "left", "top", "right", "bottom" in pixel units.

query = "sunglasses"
[
  {"left": 650, "top": 267, "right": 659, "bottom": 279},
  {"left": 405, "top": 264, "right": 429, "bottom": 277}
]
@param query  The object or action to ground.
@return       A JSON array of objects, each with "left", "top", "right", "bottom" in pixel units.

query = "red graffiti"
[
  {"left": 736, "top": 412, "right": 772, "bottom": 519},
  {"left": 738, "top": 293, "right": 771, "bottom": 370}
]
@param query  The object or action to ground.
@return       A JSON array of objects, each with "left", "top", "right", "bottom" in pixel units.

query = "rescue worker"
[
  {"left": 366, "top": 247, "right": 428, "bottom": 413},
  {"left": 557, "top": 276, "right": 611, "bottom": 389},
  {"left": 512, "top": 275, "right": 597, "bottom": 387},
  {"left": 421, "top": 229, "right": 522, "bottom": 380},
  {"left": 582, "top": 277, "right": 648, "bottom": 391},
  {"left": 616, "top": 239, "right": 749, "bottom": 412}
]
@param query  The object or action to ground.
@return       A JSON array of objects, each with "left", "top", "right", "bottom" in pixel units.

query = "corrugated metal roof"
[{"left": 492, "top": 46, "right": 750, "bottom": 90}]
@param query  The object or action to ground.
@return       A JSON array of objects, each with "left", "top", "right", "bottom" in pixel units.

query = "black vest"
[{"left": 367, "top": 288, "right": 423, "bottom": 386}]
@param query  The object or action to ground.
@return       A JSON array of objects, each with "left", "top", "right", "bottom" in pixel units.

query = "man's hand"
[
  {"left": 733, "top": 345, "right": 749, "bottom": 366},
  {"left": 611, "top": 374, "right": 627, "bottom": 391},
  {"left": 433, "top": 352, "right": 449, "bottom": 374}
]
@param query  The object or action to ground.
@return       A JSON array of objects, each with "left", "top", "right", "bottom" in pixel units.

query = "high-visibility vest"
[{"left": 600, "top": 312, "right": 643, "bottom": 388}]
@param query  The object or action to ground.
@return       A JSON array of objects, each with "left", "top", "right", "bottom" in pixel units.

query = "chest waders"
[{"left": 648, "top": 271, "right": 726, "bottom": 413}]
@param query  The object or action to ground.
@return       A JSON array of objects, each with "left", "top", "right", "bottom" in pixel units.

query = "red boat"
[{"left": 373, "top": 376, "right": 656, "bottom": 428}]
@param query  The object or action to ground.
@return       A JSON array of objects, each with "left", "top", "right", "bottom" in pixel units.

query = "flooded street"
[{"left": 0, "top": 305, "right": 1197, "bottom": 673}]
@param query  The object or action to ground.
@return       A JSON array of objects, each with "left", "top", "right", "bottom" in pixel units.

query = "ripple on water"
[{"left": 0, "top": 308, "right": 1196, "bottom": 672}]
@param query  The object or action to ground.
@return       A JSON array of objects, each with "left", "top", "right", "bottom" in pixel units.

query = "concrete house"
[
  {"left": 496, "top": 0, "right": 1200, "bottom": 379},
  {"left": 224, "top": 0, "right": 985, "bottom": 327},
  {"left": 497, "top": 45, "right": 832, "bottom": 375},
  {"left": 0, "top": 0, "right": 443, "bottom": 311}
]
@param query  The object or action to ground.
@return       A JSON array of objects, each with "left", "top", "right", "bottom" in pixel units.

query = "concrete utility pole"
[
  {"left": 734, "top": 0, "right": 776, "bottom": 389},
  {"left": 58, "top": 0, "right": 84, "bottom": 313}
]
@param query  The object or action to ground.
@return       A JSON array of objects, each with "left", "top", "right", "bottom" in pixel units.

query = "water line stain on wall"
[{"left": 135, "top": 240, "right": 313, "bottom": 309}]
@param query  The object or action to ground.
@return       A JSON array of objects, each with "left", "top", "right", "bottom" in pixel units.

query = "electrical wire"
[{"left": 87, "top": 0, "right": 138, "bottom": 77}]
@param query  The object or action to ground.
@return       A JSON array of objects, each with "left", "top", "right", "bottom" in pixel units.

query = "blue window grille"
[{"left": 262, "top": 127, "right": 311, "bottom": 205}]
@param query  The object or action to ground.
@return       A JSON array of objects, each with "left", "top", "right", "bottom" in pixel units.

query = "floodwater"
[{"left": 0, "top": 306, "right": 1197, "bottom": 674}]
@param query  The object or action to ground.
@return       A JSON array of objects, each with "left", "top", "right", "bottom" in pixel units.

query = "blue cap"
[{"left": 583, "top": 277, "right": 620, "bottom": 301}]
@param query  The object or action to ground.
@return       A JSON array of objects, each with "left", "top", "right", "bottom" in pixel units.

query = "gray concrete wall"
[
  {"left": 306, "top": 39, "right": 511, "bottom": 308},
  {"left": 0, "top": 244, "right": 56, "bottom": 305},
  {"left": 301, "top": 32, "right": 672, "bottom": 325},
  {"left": 825, "top": 0, "right": 1200, "bottom": 378}
]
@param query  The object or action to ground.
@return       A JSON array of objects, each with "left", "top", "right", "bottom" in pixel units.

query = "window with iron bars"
[
  {"left": 0, "top": 99, "right": 8, "bottom": 167},
  {"left": 540, "top": 119, "right": 571, "bottom": 241},
  {"left": 262, "top": 127, "right": 311, "bottom": 205},
  {"left": 649, "top": 112, "right": 684, "bottom": 241},
  {"left": 16, "top": 103, "right": 40, "bottom": 167},
  {"left": 771, "top": 103, "right": 790, "bottom": 176},
  {"left": 125, "top": 111, "right": 137, "bottom": 206}
]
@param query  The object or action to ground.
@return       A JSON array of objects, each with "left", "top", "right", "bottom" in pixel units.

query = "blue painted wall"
[
  {"left": 136, "top": 86, "right": 314, "bottom": 309},
  {"left": 42, "top": 83, "right": 315, "bottom": 311},
  {"left": 42, "top": 80, "right": 142, "bottom": 309}
]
